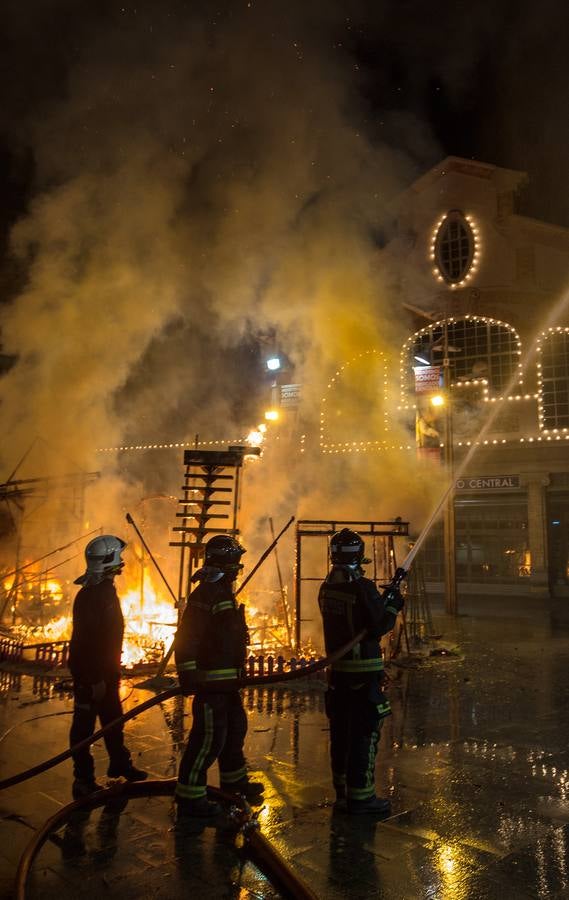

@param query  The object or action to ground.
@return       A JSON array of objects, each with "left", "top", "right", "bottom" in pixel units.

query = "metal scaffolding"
[
  {"left": 169, "top": 446, "right": 260, "bottom": 607},
  {"left": 293, "top": 519, "right": 409, "bottom": 650}
]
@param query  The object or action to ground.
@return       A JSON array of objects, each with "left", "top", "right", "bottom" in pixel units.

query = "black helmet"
[
  {"left": 329, "top": 529, "right": 368, "bottom": 567},
  {"left": 204, "top": 535, "right": 246, "bottom": 569}
]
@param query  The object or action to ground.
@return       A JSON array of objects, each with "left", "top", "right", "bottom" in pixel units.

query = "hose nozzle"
[{"left": 391, "top": 567, "right": 408, "bottom": 589}]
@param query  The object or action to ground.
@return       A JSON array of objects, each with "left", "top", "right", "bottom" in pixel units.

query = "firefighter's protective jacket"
[
  {"left": 175, "top": 575, "right": 249, "bottom": 693},
  {"left": 68, "top": 579, "right": 124, "bottom": 684},
  {"left": 318, "top": 568, "right": 401, "bottom": 680}
]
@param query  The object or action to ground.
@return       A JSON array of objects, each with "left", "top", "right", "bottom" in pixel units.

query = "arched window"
[
  {"left": 538, "top": 329, "right": 569, "bottom": 431},
  {"left": 431, "top": 210, "right": 479, "bottom": 287},
  {"left": 402, "top": 316, "right": 522, "bottom": 398},
  {"left": 320, "top": 349, "right": 394, "bottom": 452}
]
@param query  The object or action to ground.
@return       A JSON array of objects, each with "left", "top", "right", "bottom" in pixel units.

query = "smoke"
[{"left": 0, "top": 0, "right": 443, "bottom": 599}]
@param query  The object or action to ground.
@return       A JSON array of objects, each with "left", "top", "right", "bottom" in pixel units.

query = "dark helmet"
[
  {"left": 329, "top": 529, "right": 368, "bottom": 567},
  {"left": 204, "top": 534, "right": 246, "bottom": 570}
]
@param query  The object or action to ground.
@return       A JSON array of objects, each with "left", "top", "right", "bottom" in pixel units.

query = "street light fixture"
[{"left": 266, "top": 357, "right": 281, "bottom": 371}]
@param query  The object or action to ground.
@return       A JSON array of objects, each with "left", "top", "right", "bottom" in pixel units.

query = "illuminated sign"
[
  {"left": 280, "top": 384, "right": 301, "bottom": 408},
  {"left": 455, "top": 475, "right": 520, "bottom": 491},
  {"left": 414, "top": 366, "right": 442, "bottom": 394}
]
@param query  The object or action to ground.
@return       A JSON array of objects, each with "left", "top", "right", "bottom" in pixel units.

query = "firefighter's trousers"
[
  {"left": 70, "top": 677, "right": 131, "bottom": 781},
  {"left": 325, "top": 677, "right": 390, "bottom": 802},
  {"left": 176, "top": 690, "right": 247, "bottom": 800}
]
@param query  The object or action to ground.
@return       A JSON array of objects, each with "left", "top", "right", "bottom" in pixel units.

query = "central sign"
[{"left": 455, "top": 475, "right": 520, "bottom": 491}]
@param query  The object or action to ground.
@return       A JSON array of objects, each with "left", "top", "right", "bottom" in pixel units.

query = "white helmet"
[{"left": 74, "top": 534, "right": 127, "bottom": 585}]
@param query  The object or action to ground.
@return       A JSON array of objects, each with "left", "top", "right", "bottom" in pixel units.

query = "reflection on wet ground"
[{"left": 2, "top": 604, "right": 569, "bottom": 897}]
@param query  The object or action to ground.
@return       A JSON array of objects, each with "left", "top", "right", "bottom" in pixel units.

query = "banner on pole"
[
  {"left": 413, "top": 366, "right": 442, "bottom": 394},
  {"left": 280, "top": 384, "right": 301, "bottom": 408}
]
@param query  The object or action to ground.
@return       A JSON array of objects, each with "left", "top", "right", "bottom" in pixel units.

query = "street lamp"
[
  {"left": 266, "top": 356, "right": 281, "bottom": 371},
  {"left": 441, "top": 319, "right": 457, "bottom": 616}
]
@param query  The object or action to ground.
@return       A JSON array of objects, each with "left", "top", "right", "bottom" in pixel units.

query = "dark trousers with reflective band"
[
  {"left": 325, "top": 678, "right": 390, "bottom": 801},
  {"left": 70, "top": 677, "right": 131, "bottom": 781},
  {"left": 176, "top": 691, "right": 247, "bottom": 800}
]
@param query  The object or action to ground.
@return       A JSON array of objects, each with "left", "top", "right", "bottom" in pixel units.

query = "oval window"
[{"left": 434, "top": 210, "right": 475, "bottom": 285}]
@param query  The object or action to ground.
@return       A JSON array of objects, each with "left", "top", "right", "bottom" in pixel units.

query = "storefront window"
[
  {"left": 547, "top": 487, "right": 569, "bottom": 595},
  {"left": 419, "top": 496, "right": 529, "bottom": 585}
]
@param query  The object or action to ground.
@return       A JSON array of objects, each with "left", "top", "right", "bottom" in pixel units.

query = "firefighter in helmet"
[
  {"left": 68, "top": 535, "right": 148, "bottom": 798},
  {"left": 318, "top": 528, "right": 404, "bottom": 814},
  {"left": 174, "top": 534, "right": 264, "bottom": 816}
]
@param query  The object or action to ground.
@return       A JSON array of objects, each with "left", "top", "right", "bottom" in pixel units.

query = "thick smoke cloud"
[{"left": 0, "top": 0, "right": 443, "bottom": 599}]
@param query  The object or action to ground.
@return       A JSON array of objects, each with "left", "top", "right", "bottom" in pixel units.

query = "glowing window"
[
  {"left": 539, "top": 331, "right": 569, "bottom": 430},
  {"left": 405, "top": 317, "right": 521, "bottom": 395},
  {"left": 434, "top": 211, "right": 475, "bottom": 284}
]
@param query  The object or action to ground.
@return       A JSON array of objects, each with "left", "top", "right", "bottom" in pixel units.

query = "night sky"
[
  {"left": 3, "top": 6, "right": 568, "bottom": 197},
  {"left": 0, "top": 0, "right": 568, "bottom": 462},
  {"left": 1, "top": 0, "right": 567, "bottom": 298}
]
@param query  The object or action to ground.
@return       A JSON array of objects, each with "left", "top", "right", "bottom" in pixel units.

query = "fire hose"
[
  {"left": 7, "top": 632, "right": 375, "bottom": 900},
  {"left": 0, "top": 626, "right": 377, "bottom": 793},
  {"left": 7, "top": 569, "right": 408, "bottom": 898},
  {"left": 0, "top": 567, "right": 408, "bottom": 793},
  {"left": 14, "top": 780, "right": 318, "bottom": 900}
]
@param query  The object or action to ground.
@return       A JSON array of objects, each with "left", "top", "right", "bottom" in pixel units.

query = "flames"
[
  {"left": 5, "top": 561, "right": 177, "bottom": 669},
  {"left": 240, "top": 592, "right": 294, "bottom": 654},
  {"left": 3, "top": 560, "right": 294, "bottom": 667},
  {"left": 120, "top": 574, "right": 176, "bottom": 668}
]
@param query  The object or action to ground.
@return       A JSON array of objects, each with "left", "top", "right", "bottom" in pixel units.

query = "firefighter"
[
  {"left": 68, "top": 535, "right": 148, "bottom": 799},
  {"left": 174, "top": 534, "right": 264, "bottom": 816},
  {"left": 318, "top": 528, "right": 404, "bottom": 815}
]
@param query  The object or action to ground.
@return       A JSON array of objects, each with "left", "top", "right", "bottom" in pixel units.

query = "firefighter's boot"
[
  {"left": 72, "top": 778, "right": 103, "bottom": 799},
  {"left": 220, "top": 778, "right": 264, "bottom": 803},
  {"left": 347, "top": 795, "right": 391, "bottom": 816},
  {"left": 176, "top": 796, "right": 222, "bottom": 818},
  {"left": 107, "top": 763, "right": 148, "bottom": 782},
  {"left": 333, "top": 785, "right": 347, "bottom": 809}
]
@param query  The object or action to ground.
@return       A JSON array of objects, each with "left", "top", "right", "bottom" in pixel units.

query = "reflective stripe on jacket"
[
  {"left": 175, "top": 577, "right": 248, "bottom": 692},
  {"left": 318, "top": 569, "right": 398, "bottom": 682}
]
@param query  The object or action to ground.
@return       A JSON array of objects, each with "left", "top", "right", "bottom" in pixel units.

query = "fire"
[
  {"left": 44, "top": 580, "right": 64, "bottom": 601},
  {"left": 5, "top": 562, "right": 177, "bottom": 669},
  {"left": 40, "top": 615, "right": 71, "bottom": 641},
  {"left": 120, "top": 570, "right": 176, "bottom": 668},
  {"left": 240, "top": 592, "right": 293, "bottom": 654},
  {"left": 4, "top": 563, "right": 295, "bottom": 667}
]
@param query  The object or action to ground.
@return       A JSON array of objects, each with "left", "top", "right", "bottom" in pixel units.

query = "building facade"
[{"left": 384, "top": 157, "right": 569, "bottom": 598}]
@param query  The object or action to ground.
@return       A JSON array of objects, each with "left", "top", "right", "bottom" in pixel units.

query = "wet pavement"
[{"left": 2, "top": 599, "right": 569, "bottom": 898}]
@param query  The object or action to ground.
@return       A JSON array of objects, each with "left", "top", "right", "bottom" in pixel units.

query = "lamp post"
[{"left": 442, "top": 319, "right": 458, "bottom": 615}]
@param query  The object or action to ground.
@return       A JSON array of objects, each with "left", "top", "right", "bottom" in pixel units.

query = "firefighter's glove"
[
  {"left": 91, "top": 680, "right": 106, "bottom": 703},
  {"left": 383, "top": 587, "right": 404, "bottom": 614}
]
